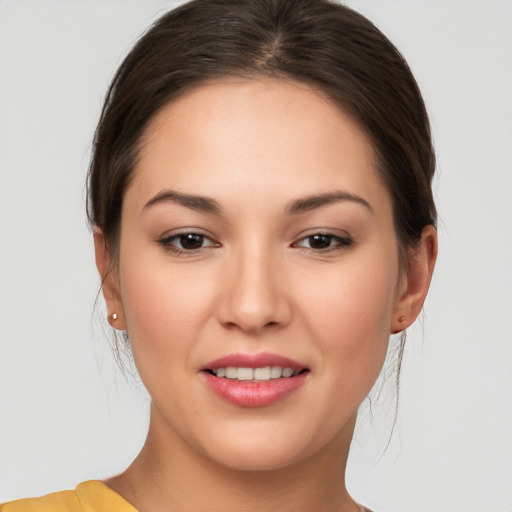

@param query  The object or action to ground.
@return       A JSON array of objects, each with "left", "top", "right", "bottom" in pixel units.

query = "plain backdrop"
[{"left": 1, "top": 1, "right": 511, "bottom": 511}]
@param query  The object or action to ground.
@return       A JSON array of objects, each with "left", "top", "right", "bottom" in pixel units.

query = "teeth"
[
  {"left": 270, "top": 366, "right": 282, "bottom": 379},
  {"left": 225, "top": 367, "right": 237, "bottom": 379},
  {"left": 254, "top": 366, "right": 271, "bottom": 380},
  {"left": 282, "top": 367, "right": 294, "bottom": 378},
  {"left": 237, "top": 367, "right": 253, "bottom": 381},
  {"left": 212, "top": 366, "right": 300, "bottom": 381}
]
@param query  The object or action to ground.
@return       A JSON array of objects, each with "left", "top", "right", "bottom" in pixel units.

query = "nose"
[{"left": 217, "top": 246, "right": 292, "bottom": 333}]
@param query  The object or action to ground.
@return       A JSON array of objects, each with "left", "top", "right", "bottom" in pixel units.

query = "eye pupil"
[
  {"left": 309, "top": 234, "right": 331, "bottom": 249},
  {"left": 180, "top": 233, "right": 204, "bottom": 249}
]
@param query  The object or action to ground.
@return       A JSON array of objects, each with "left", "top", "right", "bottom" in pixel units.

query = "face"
[{"left": 100, "top": 79, "right": 415, "bottom": 471}]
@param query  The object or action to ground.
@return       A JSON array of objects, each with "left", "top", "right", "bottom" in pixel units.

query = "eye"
[
  {"left": 294, "top": 233, "right": 353, "bottom": 251},
  {"left": 159, "top": 232, "right": 219, "bottom": 253}
]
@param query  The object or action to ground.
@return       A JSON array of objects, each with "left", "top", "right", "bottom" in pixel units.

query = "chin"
[
  {"left": 192, "top": 419, "right": 340, "bottom": 473},
  {"left": 206, "top": 443, "right": 308, "bottom": 472}
]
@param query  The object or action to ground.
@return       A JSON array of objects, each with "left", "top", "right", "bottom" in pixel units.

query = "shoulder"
[
  {"left": 0, "top": 480, "right": 136, "bottom": 512},
  {"left": 0, "top": 490, "right": 81, "bottom": 512}
]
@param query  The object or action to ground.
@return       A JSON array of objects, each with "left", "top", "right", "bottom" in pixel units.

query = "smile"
[
  {"left": 209, "top": 366, "right": 303, "bottom": 381},
  {"left": 201, "top": 353, "right": 309, "bottom": 407}
]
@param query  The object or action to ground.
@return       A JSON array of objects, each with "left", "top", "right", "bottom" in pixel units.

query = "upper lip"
[{"left": 202, "top": 352, "right": 308, "bottom": 371}]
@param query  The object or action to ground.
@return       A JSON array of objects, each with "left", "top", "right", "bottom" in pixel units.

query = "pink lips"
[
  {"left": 203, "top": 352, "right": 306, "bottom": 371},
  {"left": 201, "top": 352, "right": 309, "bottom": 408}
]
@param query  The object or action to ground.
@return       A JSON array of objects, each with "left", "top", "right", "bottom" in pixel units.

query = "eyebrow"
[
  {"left": 286, "top": 190, "right": 374, "bottom": 215},
  {"left": 143, "top": 189, "right": 222, "bottom": 214},
  {"left": 143, "top": 188, "right": 373, "bottom": 216}
]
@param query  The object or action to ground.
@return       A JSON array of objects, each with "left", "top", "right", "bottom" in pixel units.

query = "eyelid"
[
  {"left": 157, "top": 228, "right": 220, "bottom": 252},
  {"left": 291, "top": 230, "right": 354, "bottom": 251},
  {"left": 292, "top": 227, "right": 352, "bottom": 241},
  {"left": 156, "top": 227, "right": 353, "bottom": 254}
]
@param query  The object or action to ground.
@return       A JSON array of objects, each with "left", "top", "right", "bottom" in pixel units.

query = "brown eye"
[
  {"left": 179, "top": 233, "right": 205, "bottom": 250},
  {"left": 295, "top": 233, "right": 353, "bottom": 251},
  {"left": 308, "top": 234, "right": 333, "bottom": 249},
  {"left": 159, "top": 232, "right": 218, "bottom": 253}
]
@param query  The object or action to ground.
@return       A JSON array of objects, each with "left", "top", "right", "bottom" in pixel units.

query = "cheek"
[
  {"left": 117, "top": 247, "right": 217, "bottom": 374},
  {"left": 304, "top": 254, "right": 397, "bottom": 328},
  {"left": 298, "top": 252, "right": 399, "bottom": 387}
]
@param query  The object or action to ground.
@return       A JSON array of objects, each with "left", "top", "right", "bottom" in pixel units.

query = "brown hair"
[{"left": 87, "top": 0, "right": 436, "bottom": 260}]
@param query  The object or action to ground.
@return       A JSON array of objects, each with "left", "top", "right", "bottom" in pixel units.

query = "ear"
[
  {"left": 93, "top": 227, "right": 127, "bottom": 330},
  {"left": 390, "top": 225, "right": 438, "bottom": 333}
]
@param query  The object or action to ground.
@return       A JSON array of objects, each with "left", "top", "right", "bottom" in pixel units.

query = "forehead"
[{"left": 127, "top": 78, "right": 390, "bottom": 215}]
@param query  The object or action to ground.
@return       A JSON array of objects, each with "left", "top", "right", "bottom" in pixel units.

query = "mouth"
[
  {"left": 201, "top": 353, "right": 309, "bottom": 407},
  {"left": 202, "top": 352, "right": 309, "bottom": 381},
  {"left": 206, "top": 366, "right": 307, "bottom": 381}
]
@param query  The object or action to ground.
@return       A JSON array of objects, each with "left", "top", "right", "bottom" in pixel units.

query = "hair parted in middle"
[{"left": 88, "top": 0, "right": 436, "bottom": 263}]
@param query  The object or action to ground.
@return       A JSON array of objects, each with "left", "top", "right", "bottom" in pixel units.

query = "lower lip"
[{"left": 202, "top": 371, "right": 308, "bottom": 408}]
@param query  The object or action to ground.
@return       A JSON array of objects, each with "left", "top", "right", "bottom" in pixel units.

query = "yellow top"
[
  {"left": 0, "top": 481, "right": 137, "bottom": 512},
  {"left": 2, "top": 481, "right": 374, "bottom": 512}
]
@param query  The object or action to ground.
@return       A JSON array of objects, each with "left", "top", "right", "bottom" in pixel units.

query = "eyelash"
[
  {"left": 158, "top": 231, "right": 219, "bottom": 255},
  {"left": 158, "top": 231, "right": 353, "bottom": 255},
  {"left": 292, "top": 233, "right": 354, "bottom": 252}
]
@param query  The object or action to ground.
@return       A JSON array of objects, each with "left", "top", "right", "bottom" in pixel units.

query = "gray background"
[{"left": 1, "top": 1, "right": 511, "bottom": 510}]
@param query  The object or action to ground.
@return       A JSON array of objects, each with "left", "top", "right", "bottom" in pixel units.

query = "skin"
[{"left": 95, "top": 79, "right": 437, "bottom": 512}]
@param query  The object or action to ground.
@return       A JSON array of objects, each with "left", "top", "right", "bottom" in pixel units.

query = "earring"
[
  {"left": 392, "top": 316, "right": 406, "bottom": 334},
  {"left": 111, "top": 313, "right": 118, "bottom": 321}
]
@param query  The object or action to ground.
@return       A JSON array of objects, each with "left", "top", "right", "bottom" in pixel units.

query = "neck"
[{"left": 105, "top": 403, "right": 359, "bottom": 512}]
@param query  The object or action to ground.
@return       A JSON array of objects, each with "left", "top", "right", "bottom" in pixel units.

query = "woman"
[{"left": 1, "top": 0, "right": 437, "bottom": 510}]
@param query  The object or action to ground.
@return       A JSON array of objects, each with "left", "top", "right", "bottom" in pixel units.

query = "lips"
[
  {"left": 202, "top": 352, "right": 306, "bottom": 371},
  {"left": 201, "top": 352, "right": 309, "bottom": 408}
]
